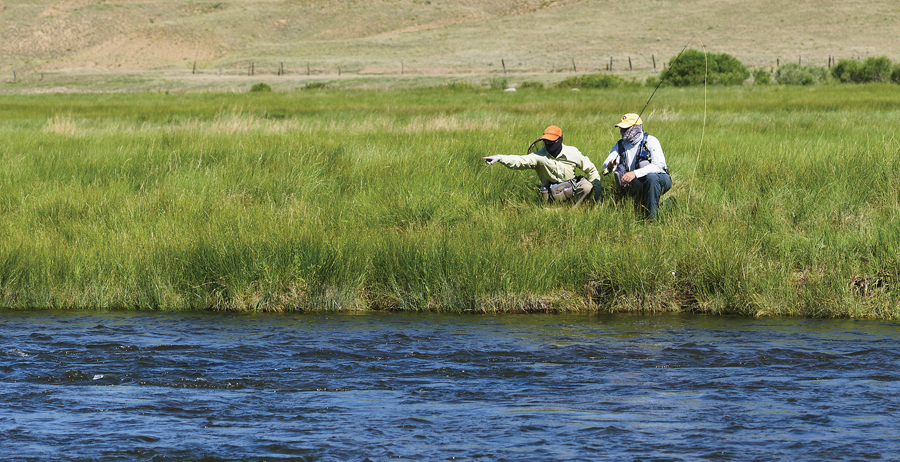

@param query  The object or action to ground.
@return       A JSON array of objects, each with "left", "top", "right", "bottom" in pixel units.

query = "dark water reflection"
[{"left": 1, "top": 311, "right": 898, "bottom": 461}]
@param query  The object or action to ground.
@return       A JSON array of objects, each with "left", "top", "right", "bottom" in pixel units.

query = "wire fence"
[
  {"left": 191, "top": 54, "right": 849, "bottom": 78},
  {"left": 2, "top": 53, "right": 866, "bottom": 84}
]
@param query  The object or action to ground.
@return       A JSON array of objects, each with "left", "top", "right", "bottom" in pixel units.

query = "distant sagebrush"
[
  {"left": 518, "top": 80, "right": 545, "bottom": 90},
  {"left": 555, "top": 73, "right": 625, "bottom": 89},
  {"left": 776, "top": 64, "right": 829, "bottom": 85},
  {"left": 441, "top": 81, "right": 479, "bottom": 90}
]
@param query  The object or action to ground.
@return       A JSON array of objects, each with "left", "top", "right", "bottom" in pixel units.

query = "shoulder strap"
[
  {"left": 619, "top": 134, "right": 652, "bottom": 172},
  {"left": 642, "top": 133, "right": 670, "bottom": 174}
]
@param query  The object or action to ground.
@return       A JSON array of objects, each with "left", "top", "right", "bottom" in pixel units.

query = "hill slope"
[{"left": 3, "top": 0, "right": 899, "bottom": 79}]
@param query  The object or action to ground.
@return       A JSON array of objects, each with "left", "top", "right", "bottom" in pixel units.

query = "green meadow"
[{"left": 1, "top": 84, "right": 898, "bottom": 317}]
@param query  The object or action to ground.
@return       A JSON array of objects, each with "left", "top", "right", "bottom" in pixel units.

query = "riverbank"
[{"left": 1, "top": 85, "right": 898, "bottom": 317}]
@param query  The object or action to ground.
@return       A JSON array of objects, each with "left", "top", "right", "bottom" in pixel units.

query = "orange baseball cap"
[{"left": 542, "top": 125, "right": 562, "bottom": 141}]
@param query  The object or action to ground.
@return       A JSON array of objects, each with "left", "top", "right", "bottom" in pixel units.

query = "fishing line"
[
  {"left": 693, "top": 35, "right": 708, "bottom": 187},
  {"left": 635, "top": 34, "right": 708, "bottom": 201}
]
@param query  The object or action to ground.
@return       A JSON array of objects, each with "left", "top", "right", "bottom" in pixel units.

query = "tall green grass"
[{"left": 1, "top": 85, "right": 898, "bottom": 317}]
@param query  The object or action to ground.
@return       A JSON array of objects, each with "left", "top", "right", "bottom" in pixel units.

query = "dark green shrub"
[
  {"left": 832, "top": 57, "right": 893, "bottom": 83},
  {"left": 775, "top": 64, "right": 828, "bottom": 85},
  {"left": 712, "top": 53, "right": 751, "bottom": 85},
  {"left": 556, "top": 73, "right": 624, "bottom": 89},
  {"left": 892, "top": 64, "right": 900, "bottom": 84},
  {"left": 831, "top": 59, "right": 862, "bottom": 83},
  {"left": 644, "top": 75, "right": 660, "bottom": 87},
  {"left": 752, "top": 68, "right": 772, "bottom": 85},
  {"left": 303, "top": 82, "right": 328, "bottom": 90},
  {"left": 861, "top": 56, "right": 893, "bottom": 82},
  {"left": 664, "top": 49, "right": 749, "bottom": 86},
  {"left": 250, "top": 83, "right": 272, "bottom": 92},
  {"left": 664, "top": 49, "right": 706, "bottom": 86}
]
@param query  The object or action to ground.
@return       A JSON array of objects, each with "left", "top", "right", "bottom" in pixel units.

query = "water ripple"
[{"left": 2, "top": 311, "right": 900, "bottom": 460}]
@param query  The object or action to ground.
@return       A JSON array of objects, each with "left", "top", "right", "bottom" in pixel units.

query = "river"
[{"left": 1, "top": 310, "right": 898, "bottom": 461}]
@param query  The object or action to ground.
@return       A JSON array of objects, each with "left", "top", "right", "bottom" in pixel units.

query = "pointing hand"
[{"left": 483, "top": 155, "right": 502, "bottom": 165}]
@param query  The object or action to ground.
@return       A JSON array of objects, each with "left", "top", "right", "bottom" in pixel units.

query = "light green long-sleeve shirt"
[{"left": 495, "top": 144, "right": 601, "bottom": 184}]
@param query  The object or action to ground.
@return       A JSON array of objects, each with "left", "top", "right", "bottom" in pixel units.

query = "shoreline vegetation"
[{"left": 1, "top": 84, "right": 898, "bottom": 318}]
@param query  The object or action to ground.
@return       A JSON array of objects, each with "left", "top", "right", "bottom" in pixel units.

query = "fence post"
[
  {"left": 401, "top": 61, "right": 404, "bottom": 75},
  {"left": 776, "top": 58, "right": 780, "bottom": 67},
  {"left": 502, "top": 59, "right": 506, "bottom": 75},
  {"left": 799, "top": 55, "right": 802, "bottom": 66},
  {"left": 338, "top": 66, "right": 341, "bottom": 76},
  {"left": 652, "top": 54, "right": 656, "bottom": 69},
  {"left": 572, "top": 58, "right": 576, "bottom": 72},
  {"left": 12, "top": 68, "right": 16, "bottom": 83},
  {"left": 609, "top": 56, "right": 613, "bottom": 72},
  {"left": 219, "top": 66, "right": 223, "bottom": 76},
  {"left": 628, "top": 56, "right": 633, "bottom": 71},
  {"left": 279, "top": 62, "right": 284, "bottom": 76},
  {"left": 192, "top": 61, "right": 196, "bottom": 74},
  {"left": 307, "top": 62, "right": 310, "bottom": 76}
]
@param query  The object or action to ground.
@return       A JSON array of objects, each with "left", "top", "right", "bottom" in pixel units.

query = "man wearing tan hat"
[
  {"left": 483, "top": 125, "right": 602, "bottom": 205},
  {"left": 601, "top": 113, "right": 671, "bottom": 222}
]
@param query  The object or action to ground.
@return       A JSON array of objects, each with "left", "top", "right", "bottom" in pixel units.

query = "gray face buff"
[{"left": 621, "top": 124, "right": 643, "bottom": 145}]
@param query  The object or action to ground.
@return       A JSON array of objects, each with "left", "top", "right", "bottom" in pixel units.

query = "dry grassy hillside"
[{"left": 2, "top": 0, "right": 899, "bottom": 85}]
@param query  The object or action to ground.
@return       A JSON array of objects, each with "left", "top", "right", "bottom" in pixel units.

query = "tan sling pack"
[{"left": 540, "top": 178, "right": 593, "bottom": 205}]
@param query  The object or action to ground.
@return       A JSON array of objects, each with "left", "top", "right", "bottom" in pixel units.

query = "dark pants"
[{"left": 626, "top": 172, "right": 671, "bottom": 221}]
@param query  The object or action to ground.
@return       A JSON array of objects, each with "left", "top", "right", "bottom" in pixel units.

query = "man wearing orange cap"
[
  {"left": 483, "top": 125, "right": 602, "bottom": 205},
  {"left": 601, "top": 113, "right": 671, "bottom": 222}
]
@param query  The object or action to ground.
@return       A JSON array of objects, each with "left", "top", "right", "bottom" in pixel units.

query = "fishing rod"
[{"left": 604, "top": 35, "right": 708, "bottom": 175}]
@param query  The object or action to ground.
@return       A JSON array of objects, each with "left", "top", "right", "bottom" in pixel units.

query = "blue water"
[{"left": 1, "top": 311, "right": 898, "bottom": 461}]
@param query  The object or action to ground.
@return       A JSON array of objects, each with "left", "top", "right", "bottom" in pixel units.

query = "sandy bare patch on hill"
[
  {"left": 71, "top": 28, "right": 229, "bottom": 70},
  {"left": 37, "top": 6, "right": 68, "bottom": 18},
  {"left": 36, "top": 0, "right": 101, "bottom": 17}
]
